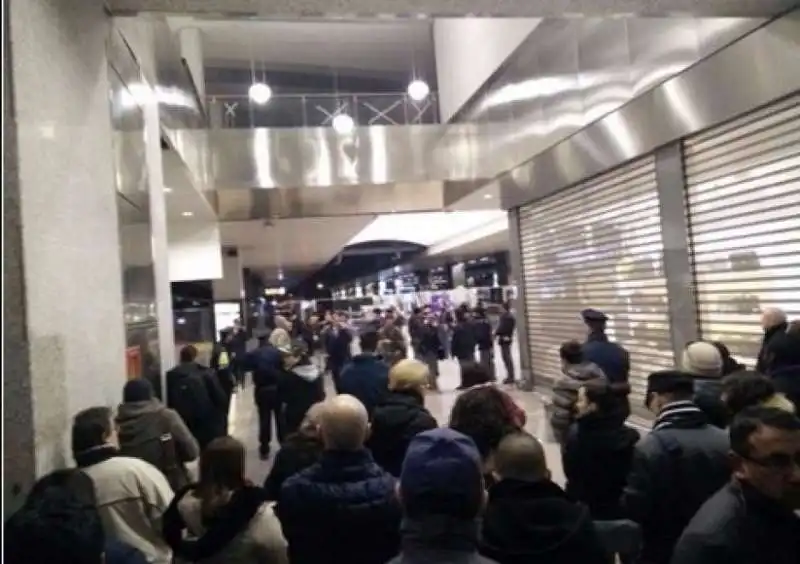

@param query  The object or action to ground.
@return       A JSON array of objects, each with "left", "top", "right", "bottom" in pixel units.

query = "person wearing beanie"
[
  {"left": 117, "top": 378, "right": 199, "bottom": 491},
  {"left": 683, "top": 341, "right": 728, "bottom": 428},
  {"left": 621, "top": 370, "right": 730, "bottom": 564},
  {"left": 390, "top": 428, "right": 497, "bottom": 564},
  {"left": 480, "top": 432, "right": 608, "bottom": 564}
]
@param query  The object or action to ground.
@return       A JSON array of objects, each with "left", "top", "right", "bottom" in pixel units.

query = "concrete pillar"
[{"left": 4, "top": 0, "right": 126, "bottom": 511}]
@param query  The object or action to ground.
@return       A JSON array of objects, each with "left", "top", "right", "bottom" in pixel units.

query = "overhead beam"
[{"left": 107, "top": 0, "right": 797, "bottom": 18}]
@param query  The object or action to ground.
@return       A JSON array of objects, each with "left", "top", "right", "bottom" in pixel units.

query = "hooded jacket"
[
  {"left": 338, "top": 354, "right": 390, "bottom": 416},
  {"left": 278, "top": 361, "right": 325, "bottom": 436},
  {"left": 162, "top": 484, "right": 288, "bottom": 564},
  {"left": 389, "top": 516, "right": 498, "bottom": 564},
  {"left": 367, "top": 390, "right": 438, "bottom": 476},
  {"left": 563, "top": 410, "right": 640, "bottom": 520},
  {"left": 117, "top": 399, "right": 199, "bottom": 491},
  {"left": 263, "top": 431, "right": 324, "bottom": 501},
  {"left": 549, "top": 362, "right": 606, "bottom": 444},
  {"left": 622, "top": 400, "right": 730, "bottom": 564},
  {"left": 480, "top": 479, "right": 608, "bottom": 564}
]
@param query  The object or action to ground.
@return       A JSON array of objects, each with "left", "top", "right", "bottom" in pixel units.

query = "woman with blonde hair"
[
  {"left": 366, "top": 359, "right": 438, "bottom": 476},
  {"left": 162, "top": 437, "right": 288, "bottom": 564}
]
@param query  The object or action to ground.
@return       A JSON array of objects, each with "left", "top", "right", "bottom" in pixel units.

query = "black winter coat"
[
  {"left": 263, "top": 431, "right": 324, "bottom": 500},
  {"left": 621, "top": 401, "right": 730, "bottom": 564},
  {"left": 277, "top": 449, "right": 401, "bottom": 564},
  {"left": 366, "top": 391, "right": 438, "bottom": 476},
  {"left": 388, "top": 517, "right": 498, "bottom": 564},
  {"left": 480, "top": 479, "right": 609, "bottom": 564},
  {"left": 582, "top": 333, "right": 630, "bottom": 384},
  {"left": 473, "top": 319, "right": 493, "bottom": 351},
  {"left": 671, "top": 481, "right": 800, "bottom": 564},
  {"left": 451, "top": 322, "right": 477, "bottom": 361},
  {"left": 418, "top": 324, "right": 442, "bottom": 357},
  {"left": 562, "top": 411, "right": 639, "bottom": 520}
]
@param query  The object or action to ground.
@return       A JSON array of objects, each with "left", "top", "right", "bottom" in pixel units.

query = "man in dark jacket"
[
  {"left": 495, "top": 302, "right": 517, "bottom": 384},
  {"left": 166, "top": 345, "right": 227, "bottom": 449},
  {"left": 324, "top": 312, "right": 353, "bottom": 392},
  {"left": 452, "top": 310, "right": 477, "bottom": 390},
  {"left": 757, "top": 308, "right": 788, "bottom": 373},
  {"left": 278, "top": 394, "right": 401, "bottom": 564},
  {"left": 622, "top": 370, "right": 730, "bottom": 564},
  {"left": 473, "top": 308, "right": 496, "bottom": 381},
  {"left": 767, "top": 331, "right": 800, "bottom": 409},
  {"left": 245, "top": 334, "right": 285, "bottom": 458},
  {"left": 226, "top": 319, "right": 249, "bottom": 388},
  {"left": 367, "top": 359, "right": 438, "bottom": 476},
  {"left": 390, "top": 428, "right": 497, "bottom": 564},
  {"left": 671, "top": 407, "right": 800, "bottom": 564},
  {"left": 338, "top": 330, "right": 389, "bottom": 417},
  {"left": 480, "top": 431, "right": 608, "bottom": 564},
  {"left": 581, "top": 309, "right": 631, "bottom": 420}
]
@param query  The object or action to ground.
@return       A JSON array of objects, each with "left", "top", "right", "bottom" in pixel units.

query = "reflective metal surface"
[
  {"left": 209, "top": 92, "right": 439, "bottom": 129},
  {"left": 499, "top": 11, "right": 800, "bottom": 209},
  {"left": 107, "top": 0, "right": 799, "bottom": 18},
  {"left": 443, "top": 17, "right": 766, "bottom": 207}
]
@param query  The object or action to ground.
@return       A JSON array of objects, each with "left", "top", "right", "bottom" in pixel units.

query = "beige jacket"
[{"left": 81, "top": 452, "right": 174, "bottom": 564}]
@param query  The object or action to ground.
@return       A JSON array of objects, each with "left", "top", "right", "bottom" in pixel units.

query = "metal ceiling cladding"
[{"left": 106, "top": 0, "right": 798, "bottom": 18}]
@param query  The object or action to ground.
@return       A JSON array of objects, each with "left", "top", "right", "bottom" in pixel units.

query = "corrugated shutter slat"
[
  {"left": 518, "top": 156, "right": 673, "bottom": 408},
  {"left": 685, "top": 94, "right": 800, "bottom": 366}
]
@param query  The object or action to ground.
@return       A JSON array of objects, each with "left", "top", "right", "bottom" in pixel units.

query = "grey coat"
[{"left": 549, "top": 362, "right": 606, "bottom": 444}]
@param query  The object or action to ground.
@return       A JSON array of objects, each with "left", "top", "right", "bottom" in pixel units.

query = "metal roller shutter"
[
  {"left": 518, "top": 156, "right": 674, "bottom": 408},
  {"left": 685, "top": 95, "right": 800, "bottom": 367}
]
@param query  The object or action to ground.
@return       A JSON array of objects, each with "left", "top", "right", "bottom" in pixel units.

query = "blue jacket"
[
  {"left": 338, "top": 354, "right": 390, "bottom": 416},
  {"left": 582, "top": 333, "right": 630, "bottom": 384},
  {"left": 244, "top": 345, "right": 282, "bottom": 389},
  {"left": 278, "top": 449, "right": 401, "bottom": 564}
]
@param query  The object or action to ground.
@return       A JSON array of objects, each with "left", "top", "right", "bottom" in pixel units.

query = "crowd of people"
[{"left": 4, "top": 305, "right": 800, "bottom": 564}]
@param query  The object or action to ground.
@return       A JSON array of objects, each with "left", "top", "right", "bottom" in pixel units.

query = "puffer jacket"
[
  {"left": 116, "top": 399, "right": 199, "bottom": 491},
  {"left": 163, "top": 484, "right": 288, "bottom": 564},
  {"left": 366, "top": 390, "right": 438, "bottom": 476},
  {"left": 621, "top": 400, "right": 730, "bottom": 564},
  {"left": 549, "top": 362, "right": 606, "bottom": 444},
  {"left": 277, "top": 449, "right": 401, "bottom": 564}
]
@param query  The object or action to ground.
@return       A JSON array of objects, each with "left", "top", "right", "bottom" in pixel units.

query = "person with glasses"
[{"left": 671, "top": 407, "right": 800, "bottom": 564}]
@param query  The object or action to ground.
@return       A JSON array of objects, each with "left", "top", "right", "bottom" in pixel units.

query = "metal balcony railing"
[{"left": 207, "top": 92, "right": 439, "bottom": 129}]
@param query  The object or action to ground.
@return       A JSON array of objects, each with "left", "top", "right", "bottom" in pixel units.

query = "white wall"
[
  {"left": 212, "top": 255, "right": 244, "bottom": 301},
  {"left": 434, "top": 18, "right": 540, "bottom": 122},
  {"left": 167, "top": 220, "right": 223, "bottom": 281}
]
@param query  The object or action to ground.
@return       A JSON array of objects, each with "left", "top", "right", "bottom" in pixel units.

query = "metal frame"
[
  {"left": 654, "top": 142, "right": 700, "bottom": 360},
  {"left": 506, "top": 208, "right": 533, "bottom": 389}
]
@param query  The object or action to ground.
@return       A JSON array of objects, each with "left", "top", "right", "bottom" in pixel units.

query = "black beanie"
[{"left": 123, "top": 378, "right": 154, "bottom": 403}]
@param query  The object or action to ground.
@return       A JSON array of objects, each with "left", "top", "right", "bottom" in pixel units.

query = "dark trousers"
[
  {"left": 330, "top": 361, "right": 345, "bottom": 393},
  {"left": 499, "top": 342, "right": 515, "bottom": 382},
  {"left": 478, "top": 348, "right": 496, "bottom": 381},
  {"left": 255, "top": 386, "right": 282, "bottom": 454}
]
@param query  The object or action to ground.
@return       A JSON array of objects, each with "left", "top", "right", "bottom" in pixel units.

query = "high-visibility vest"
[{"left": 218, "top": 350, "right": 230, "bottom": 368}]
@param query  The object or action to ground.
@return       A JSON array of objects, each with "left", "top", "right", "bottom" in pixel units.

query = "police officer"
[{"left": 581, "top": 309, "right": 632, "bottom": 421}]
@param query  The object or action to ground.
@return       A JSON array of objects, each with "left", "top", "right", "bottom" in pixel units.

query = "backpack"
[
  {"left": 170, "top": 370, "right": 215, "bottom": 426},
  {"left": 118, "top": 412, "right": 187, "bottom": 491}
]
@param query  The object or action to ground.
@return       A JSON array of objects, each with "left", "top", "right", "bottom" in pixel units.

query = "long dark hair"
[
  {"left": 197, "top": 437, "right": 246, "bottom": 521},
  {"left": 449, "top": 386, "right": 524, "bottom": 460}
]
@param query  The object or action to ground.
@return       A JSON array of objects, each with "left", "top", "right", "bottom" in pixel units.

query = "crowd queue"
[{"left": 5, "top": 305, "right": 800, "bottom": 564}]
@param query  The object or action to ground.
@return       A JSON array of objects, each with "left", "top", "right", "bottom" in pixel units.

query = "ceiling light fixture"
[
  {"left": 484, "top": 194, "right": 493, "bottom": 199},
  {"left": 316, "top": 282, "right": 325, "bottom": 289},
  {"left": 248, "top": 82, "right": 272, "bottom": 105},
  {"left": 407, "top": 79, "right": 430, "bottom": 102},
  {"left": 331, "top": 113, "right": 355, "bottom": 135},
  {"left": 164, "top": 187, "right": 173, "bottom": 193},
  {"left": 181, "top": 211, "right": 193, "bottom": 217}
]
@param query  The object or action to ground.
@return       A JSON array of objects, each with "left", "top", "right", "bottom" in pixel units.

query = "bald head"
[
  {"left": 494, "top": 432, "right": 549, "bottom": 482},
  {"left": 761, "top": 308, "right": 787, "bottom": 330},
  {"left": 299, "top": 401, "right": 328, "bottom": 434},
  {"left": 320, "top": 395, "right": 369, "bottom": 451}
]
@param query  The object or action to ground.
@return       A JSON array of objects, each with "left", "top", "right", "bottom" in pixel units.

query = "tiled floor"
[{"left": 226, "top": 345, "right": 565, "bottom": 486}]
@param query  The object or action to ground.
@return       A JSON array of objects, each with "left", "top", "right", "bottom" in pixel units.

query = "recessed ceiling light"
[
  {"left": 484, "top": 194, "right": 493, "bottom": 199},
  {"left": 181, "top": 211, "right": 193, "bottom": 217},
  {"left": 164, "top": 187, "right": 173, "bottom": 193}
]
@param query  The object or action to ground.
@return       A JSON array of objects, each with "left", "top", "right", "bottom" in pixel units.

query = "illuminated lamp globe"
[
  {"left": 332, "top": 113, "right": 355, "bottom": 134},
  {"left": 248, "top": 82, "right": 272, "bottom": 105},
  {"left": 407, "top": 79, "right": 430, "bottom": 102}
]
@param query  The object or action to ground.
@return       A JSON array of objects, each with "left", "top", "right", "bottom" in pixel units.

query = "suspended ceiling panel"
[{"left": 110, "top": 0, "right": 797, "bottom": 18}]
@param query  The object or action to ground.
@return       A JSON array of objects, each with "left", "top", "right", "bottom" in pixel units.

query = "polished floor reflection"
[{"left": 226, "top": 349, "right": 564, "bottom": 487}]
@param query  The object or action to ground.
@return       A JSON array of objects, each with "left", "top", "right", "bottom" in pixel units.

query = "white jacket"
[{"left": 82, "top": 453, "right": 174, "bottom": 564}]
